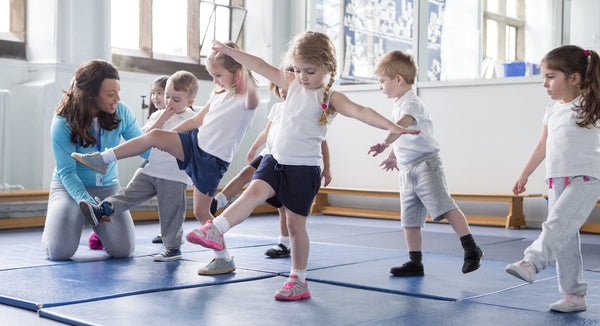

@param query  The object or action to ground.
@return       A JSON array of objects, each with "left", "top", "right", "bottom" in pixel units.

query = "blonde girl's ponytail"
[{"left": 318, "top": 72, "right": 336, "bottom": 126}]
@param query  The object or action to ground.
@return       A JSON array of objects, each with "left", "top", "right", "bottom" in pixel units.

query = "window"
[
  {"left": 111, "top": 0, "right": 247, "bottom": 79},
  {"left": 483, "top": 0, "right": 524, "bottom": 64},
  {"left": 0, "top": 0, "right": 26, "bottom": 60}
]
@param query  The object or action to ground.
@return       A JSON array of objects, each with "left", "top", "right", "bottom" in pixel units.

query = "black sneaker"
[
  {"left": 79, "top": 200, "right": 110, "bottom": 227},
  {"left": 390, "top": 261, "right": 424, "bottom": 277},
  {"left": 210, "top": 198, "right": 218, "bottom": 216},
  {"left": 265, "top": 243, "right": 291, "bottom": 258},
  {"left": 152, "top": 234, "right": 163, "bottom": 243},
  {"left": 462, "top": 246, "right": 483, "bottom": 273}
]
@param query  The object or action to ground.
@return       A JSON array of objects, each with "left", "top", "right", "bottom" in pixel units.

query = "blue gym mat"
[
  {"left": 0, "top": 256, "right": 273, "bottom": 311},
  {"left": 307, "top": 253, "right": 558, "bottom": 301},
  {"left": 0, "top": 303, "right": 65, "bottom": 326},
  {"left": 467, "top": 270, "right": 600, "bottom": 320},
  {"left": 38, "top": 276, "right": 437, "bottom": 326}
]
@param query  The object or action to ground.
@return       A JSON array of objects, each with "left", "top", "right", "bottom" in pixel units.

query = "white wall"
[{"left": 2, "top": 0, "right": 600, "bottom": 227}]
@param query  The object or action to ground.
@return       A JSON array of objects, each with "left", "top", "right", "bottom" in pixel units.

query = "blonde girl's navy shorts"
[
  {"left": 177, "top": 130, "right": 229, "bottom": 197},
  {"left": 253, "top": 154, "right": 320, "bottom": 216}
]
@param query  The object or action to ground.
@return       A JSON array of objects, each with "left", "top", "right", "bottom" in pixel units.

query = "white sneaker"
[
  {"left": 505, "top": 259, "right": 536, "bottom": 283},
  {"left": 549, "top": 294, "right": 586, "bottom": 312}
]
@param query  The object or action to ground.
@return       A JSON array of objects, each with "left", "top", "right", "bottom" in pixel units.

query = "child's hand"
[
  {"left": 379, "top": 157, "right": 398, "bottom": 171},
  {"left": 368, "top": 143, "right": 388, "bottom": 156},
  {"left": 246, "top": 148, "right": 256, "bottom": 162},
  {"left": 99, "top": 215, "right": 112, "bottom": 224},
  {"left": 321, "top": 168, "right": 332, "bottom": 187},
  {"left": 211, "top": 40, "right": 228, "bottom": 54},
  {"left": 513, "top": 177, "right": 528, "bottom": 195}
]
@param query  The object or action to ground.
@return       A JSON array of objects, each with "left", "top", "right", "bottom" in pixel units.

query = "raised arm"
[
  {"left": 171, "top": 103, "right": 209, "bottom": 132},
  {"left": 212, "top": 40, "right": 293, "bottom": 91}
]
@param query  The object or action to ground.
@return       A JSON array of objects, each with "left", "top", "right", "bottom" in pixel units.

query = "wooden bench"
[
  {"left": 310, "top": 186, "right": 543, "bottom": 229},
  {"left": 0, "top": 188, "right": 277, "bottom": 230}
]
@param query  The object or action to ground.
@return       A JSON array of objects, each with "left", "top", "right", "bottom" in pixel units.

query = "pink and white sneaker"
[
  {"left": 549, "top": 294, "right": 586, "bottom": 312},
  {"left": 274, "top": 275, "right": 311, "bottom": 301},
  {"left": 185, "top": 220, "right": 224, "bottom": 250}
]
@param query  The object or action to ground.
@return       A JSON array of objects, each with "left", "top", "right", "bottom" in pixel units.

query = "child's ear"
[
  {"left": 396, "top": 75, "right": 405, "bottom": 85},
  {"left": 569, "top": 72, "right": 582, "bottom": 87},
  {"left": 187, "top": 98, "right": 195, "bottom": 107}
]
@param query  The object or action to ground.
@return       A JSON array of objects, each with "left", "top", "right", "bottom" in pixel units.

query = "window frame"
[
  {"left": 483, "top": 0, "right": 525, "bottom": 63},
  {"left": 111, "top": 0, "right": 245, "bottom": 79},
  {"left": 0, "top": 0, "right": 26, "bottom": 60}
]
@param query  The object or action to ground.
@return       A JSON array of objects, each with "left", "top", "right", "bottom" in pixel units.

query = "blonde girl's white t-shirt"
[
  {"left": 196, "top": 90, "right": 256, "bottom": 162},
  {"left": 142, "top": 108, "right": 195, "bottom": 185},
  {"left": 544, "top": 95, "right": 600, "bottom": 179},
  {"left": 391, "top": 88, "right": 439, "bottom": 165},
  {"left": 259, "top": 101, "right": 285, "bottom": 157},
  {"left": 270, "top": 79, "right": 334, "bottom": 166}
]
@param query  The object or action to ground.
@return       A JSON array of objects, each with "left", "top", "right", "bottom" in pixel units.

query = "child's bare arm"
[{"left": 171, "top": 104, "right": 209, "bottom": 132}]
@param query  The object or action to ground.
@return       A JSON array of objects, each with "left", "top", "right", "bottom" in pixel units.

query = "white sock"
[
  {"left": 214, "top": 192, "right": 229, "bottom": 210},
  {"left": 212, "top": 216, "right": 231, "bottom": 234},
  {"left": 278, "top": 236, "right": 291, "bottom": 248},
  {"left": 100, "top": 148, "right": 117, "bottom": 164},
  {"left": 291, "top": 269, "right": 306, "bottom": 282},
  {"left": 214, "top": 249, "right": 232, "bottom": 261}
]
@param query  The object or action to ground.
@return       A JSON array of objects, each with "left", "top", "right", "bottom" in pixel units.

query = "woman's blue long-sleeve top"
[{"left": 51, "top": 102, "right": 150, "bottom": 203}]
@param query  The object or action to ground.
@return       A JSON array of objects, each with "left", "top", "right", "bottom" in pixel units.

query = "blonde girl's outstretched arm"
[
  {"left": 211, "top": 40, "right": 293, "bottom": 90},
  {"left": 171, "top": 103, "right": 209, "bottom": 132},
  {"left": 513, "top": 125, "right": 547, "bottom": 195}
]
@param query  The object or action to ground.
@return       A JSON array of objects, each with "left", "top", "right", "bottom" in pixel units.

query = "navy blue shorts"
[
  {"left": 253, "top": 154, "right": 320, "bottom": 216},
  {"left": 177, "top": 129, "right": 229, "bottom": 197},
  {"left": 249, "top": 155, "right": 263, "bottom": 169},
  {"left": 248, "top": 155, "right": 282, "bottom": 208}
]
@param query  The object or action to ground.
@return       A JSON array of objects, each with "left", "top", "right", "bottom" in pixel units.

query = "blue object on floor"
[
  {"left": 0, "top": 256, "right": 274, "bottom": 311},
  {"left": 307, "top": 253, "right": 558, "bottom": 301},
  {"left": 0, "top": 303, "right": 65, "bottom": 326}
]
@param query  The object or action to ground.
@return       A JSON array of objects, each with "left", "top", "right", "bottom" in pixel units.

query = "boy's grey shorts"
[{"left": 399, "top": 151, "right": 458, "bottom": 228}]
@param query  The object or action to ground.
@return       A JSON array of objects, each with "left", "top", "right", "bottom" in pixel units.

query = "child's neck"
[{"left": 394, "top": 85, "right": 413, "bottom": 101}]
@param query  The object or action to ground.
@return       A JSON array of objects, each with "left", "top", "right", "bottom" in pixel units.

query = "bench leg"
[
  {"left": 506, "top": 197, "right": 526, "bottom": 229},
  {"left": 310, "top": 193, "right": 329, "bottom": 215}
]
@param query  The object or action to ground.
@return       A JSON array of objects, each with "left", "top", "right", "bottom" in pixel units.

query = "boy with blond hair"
[
  {"left": 79, "top": 71, "right": 197, "bottom": 262},
  {"left": 369, "top": 51, "right": 483, "bottom": 276}
]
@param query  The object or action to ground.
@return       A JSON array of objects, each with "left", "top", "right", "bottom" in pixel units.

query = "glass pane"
[
  {"left": 230, "top": 7, "right": 246, "bottom": 42},
  {"left": 486, "top": 0, "right": 499, "bottom": 13},
  {"left": 338, "top": 0, "right": 414, "bottom": 82},
  {"left": 506, "top": 0, "right": 517, "bottom": 17},
  {"left": 438, "top": 0, "right": 480, "bottom": 80},
  {"left": 505, "top": 25, "right": 517, "bottom": 61},
  {"left": 0, "top": 0, "right": 9, "bottom": 33},
  {"left": 215, "top": 6, "right": 230, "bottom": 41},
  {"left": 153, "top": 0, "right": 187, "bottom": 55},
  {"left": 111, "top": 0, "right": 139, "bottom": 49},
  {"left": 200, "top": 2, "right": 216, "bottom": 57},
  {"left": 567, "top": 0, "right": 600, "bottom": 54},
  {"left": 486, "top": 19, "right": 498, "bottom": 61}
]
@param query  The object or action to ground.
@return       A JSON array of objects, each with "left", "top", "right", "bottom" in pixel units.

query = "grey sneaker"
[
  {"left": 197, "top": 257, "right": 235, "bottom": 275},
  {"left": 71, "top": 152, "right": 109, "bottom": 174},
  {"left": 153, "top": 248, "right": 182, "bottom": 262},
  {"left": 79, "top": 199, "right": 112, "bottom": 226}
]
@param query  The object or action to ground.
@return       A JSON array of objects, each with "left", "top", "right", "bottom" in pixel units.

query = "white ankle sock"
[
  {"left": 214, "top": 192, "right": 229, "bottom": 210},
  {"left": 291, "top": 269, "right": 306, "bottom": 282},
  {"left": 212, "top": 216, "right": 231, "bottom": 234},
  {"left": 278, "top": 236, "right": 290, "bottom": 248},
  {"left": 100, "top": 149, "right": 117, "bottom": 164},
  {"left": 214, "top": 249, "right": 231, "bottom": 260}
]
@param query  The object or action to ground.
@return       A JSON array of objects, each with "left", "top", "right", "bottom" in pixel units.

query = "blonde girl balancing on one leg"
[
  {"left": 186, "top": 31, "right": 420, "bottom": 301},
  {"left": 72, "top": 42, "right": 259, "bottom": 275},
  {"left": 505, "top": 45, "right": 600, "bottom": 313}
]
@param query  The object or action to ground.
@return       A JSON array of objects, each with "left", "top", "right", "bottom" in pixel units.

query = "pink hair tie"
[
  {"left": 321, "top": 104, "right": 327, "bottom": 109},
  {"left": 584, "top": 49, "right": 590, "bottom": 57}
]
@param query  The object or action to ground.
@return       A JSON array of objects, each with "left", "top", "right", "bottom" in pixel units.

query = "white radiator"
[{"left": 0, "top": 90, "right": 24, "bottom": 190}]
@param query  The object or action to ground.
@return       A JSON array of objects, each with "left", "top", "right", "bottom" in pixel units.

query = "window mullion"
[
  {"left": 139, "top": 0, "right": 152, "bottom": 56},
  {"left": 188, "top": 0, "right": 200, "bottom": 62},
  {"left": 9, "top": 0, "right": 25, "bottom": 39}
]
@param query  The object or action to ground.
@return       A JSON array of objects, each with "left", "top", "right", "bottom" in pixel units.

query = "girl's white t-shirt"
[
  {"left": 142, "top": 108, "right": 195, "bottom": 185},
  {"left": 196, "top": 90, "right": 256, "bottom": 162},
  {"left": 270, "top": 79, "right": 333, "bottom": 166},
  {"left": 259, "top": 101, "right": 285, "bottom": 157},
  {"left": 391, "top": 89, "right": 439, "bottom": 165},
  {"left": 544, "top": 95, "right": 600, "bottom": 179}
]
